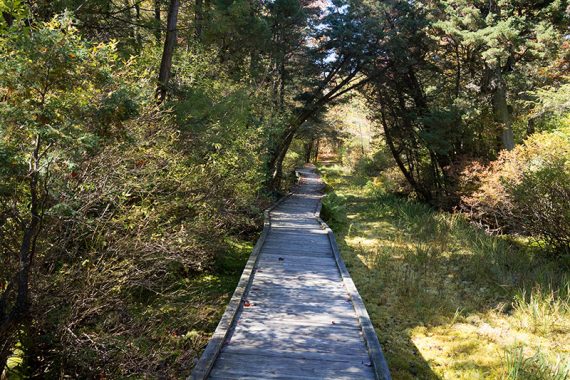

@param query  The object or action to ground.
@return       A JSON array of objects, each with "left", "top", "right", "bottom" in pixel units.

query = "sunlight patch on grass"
[{"left": 318, "top": 164, "right": 570, "bottom": 380}]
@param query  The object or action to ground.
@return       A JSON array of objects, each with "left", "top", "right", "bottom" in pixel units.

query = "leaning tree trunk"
[
  {"left": 156, "top": 0, "right": 180, "bottom": 104},
  {"left": 267, "top": 130, "right": 296, "bottom": 192},
  {"left": 378, "top": 98, "right": 432, "bottom": 201}
]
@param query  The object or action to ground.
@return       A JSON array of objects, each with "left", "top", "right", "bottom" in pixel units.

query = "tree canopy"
[{"left": 0, "top": 0, "right": 568, "bottom": 377}]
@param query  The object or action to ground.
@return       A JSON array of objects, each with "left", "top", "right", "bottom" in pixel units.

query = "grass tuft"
[
  {"left": 503, "top": 345, "right": 570, "bottom": 380},
  {"left": 319, "top": 164, "right": 570, "bottom": 379},
  {"left": 513, "top": 285, "right": 570, "bottom": 335}
]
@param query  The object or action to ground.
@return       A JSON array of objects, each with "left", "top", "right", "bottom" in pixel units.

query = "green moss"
[{"left": 319, "top": 164, "right": 570, "bottom": 380}]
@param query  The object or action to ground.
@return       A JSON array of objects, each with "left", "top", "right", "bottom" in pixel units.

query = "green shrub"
[{"left": 320, "top": 192, "right": 347, "bottom": 230}]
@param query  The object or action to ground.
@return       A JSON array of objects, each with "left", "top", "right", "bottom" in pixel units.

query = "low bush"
[
  {"left": 462, "top": 127, "right": 570, "bottom": 253},
  {"left": 320, "top": 192, "right": 347, "bottom": 230}
]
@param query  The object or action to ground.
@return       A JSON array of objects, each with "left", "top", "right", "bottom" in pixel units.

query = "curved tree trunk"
[
  {"left": 267, "top": 128, "right": 296, "bottom": 192},
  {"left": 378, "top": 98, "right": 432, "bottom": 201}
]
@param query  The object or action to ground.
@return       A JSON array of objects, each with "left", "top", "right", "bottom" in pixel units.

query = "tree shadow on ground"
[{"left": 321, "top": 168, "right": 569, "bottom": 380}]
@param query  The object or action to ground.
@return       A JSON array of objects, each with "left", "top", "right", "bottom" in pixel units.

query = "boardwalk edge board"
[
  {"left": 189, "top": 192, "right": 292, "bottom": 380},
  {"left": 190, "top": 168, "right": 391, "bottom": 380},
  {"left": 314, "top": 179, "right": 392, "bottom": 380}
]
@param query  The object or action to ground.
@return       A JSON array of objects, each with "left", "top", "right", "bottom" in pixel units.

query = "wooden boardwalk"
[{"left": 191, "top": 167, "right": 390, "bottom": 380}]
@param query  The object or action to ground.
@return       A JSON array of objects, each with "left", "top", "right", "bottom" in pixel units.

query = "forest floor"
[
  {"left": 319, "top": 164, "right": 570, "bottom": 380},
  {"left": 180, "top": 239, "right": 254, "bottom": 373}
]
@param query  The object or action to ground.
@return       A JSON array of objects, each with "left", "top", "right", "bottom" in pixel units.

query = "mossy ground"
[
  {"left": 134, "top": 238, "right": 253, "bottom": 377},
  {"left": 319, "top": 164, "right": 570, "bottom": 380},
  {"left": 5, "top": 239, "right": 253, "bottom": 379}
]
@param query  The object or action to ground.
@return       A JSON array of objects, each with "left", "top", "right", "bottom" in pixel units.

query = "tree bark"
[
  {"left": 154, "top": 0, "right": 162, "bottom": 43},
  {"left": 278, "top": 59, "right": 285, "bottom": 109},
  {"left": 492, "top": 67, "right": 515, "bottom": 150},
  {"left": 313, "top": 139, "right": 320, "bottom": 163},
  {"left": 134, "top": 2, "right": 142, "bottom": 47},
  {"left": 195, "top": 0, "right": 203, "bottom": 40},
  {"left": 156, "top": 0, "right": 180, "bottom": 104},
  {"left": 0, "top": 135, "right": 43, "bottom": 373},
  {"left": 304, "top": 139, "right": 314, "bottom": 163}
]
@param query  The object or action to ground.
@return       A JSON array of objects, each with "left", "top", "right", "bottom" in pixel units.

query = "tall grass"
[
  {"left": 503, "top": 345, "right": 570, "bottom": 380},
  {"left": 513, "top": 285, "right": 570, "bottom": 335},
  {"left": 320, "top": 165, "right": 570, "bottom": 378}
]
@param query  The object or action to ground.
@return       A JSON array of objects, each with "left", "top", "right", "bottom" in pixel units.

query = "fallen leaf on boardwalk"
[
  {"left": 243, "top": 300, "right": 252, "bottom": 307},
  {"left": 331, "top": 321, "right": 336, "bottom": 325},
  {"left": 278, "top": 257, "right": 284, "bottom": 261}
]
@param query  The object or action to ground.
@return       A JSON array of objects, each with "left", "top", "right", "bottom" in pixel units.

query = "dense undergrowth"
[
  {"left": 320, "top": 164, "right": 570, "bottom": 380},
  {"left": 0, "top": 15, "right": 272, "bottom": 378},
  {"left": 1, "top": 0, "right": 569, "bottom": 377}
]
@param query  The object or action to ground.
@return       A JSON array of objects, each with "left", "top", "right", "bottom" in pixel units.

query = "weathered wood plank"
[
  {"left": 232, "top": 319, "right": 361, "bottom": 334},
  {"left": 236, "top": 310, "right": 358, "bottom": 327},
  {"left": 221, "top": 347, "right": 371, "bottom": 364},
  {"left": 211, "top": 353, "right": 375, "bottom": 379},
  {"left": 261, "top": 244, "right": 334, "bottom": 254},
  {"left": 260, "top": 249, "right": 333, "bottom": 257},
  {"left": 190, "top": 167, "right": 390, "bottom": 380},
  {"left": 246, "top": 288, "right": 348, "bottom": 303},
  {"left": 221, "top": 336, "right": 368, "bottom": 357},
  {"left": 233, "top": 299, "right": 356, "bottom": 317},
  {"left": 257, "top": 254, "right": 338, "bottom": 266},
  {"left": 254, "top": 265, "right": 339, "bottom": 275}
]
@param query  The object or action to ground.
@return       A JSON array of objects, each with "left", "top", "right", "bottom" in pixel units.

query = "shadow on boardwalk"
[{"left": 192, "top": 165, "right": 390, "bottom": 379}]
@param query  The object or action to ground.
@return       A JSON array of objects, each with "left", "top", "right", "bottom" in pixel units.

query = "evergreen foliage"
[{"left": 0, "top": 0, "right": 568, "bottom": 377}]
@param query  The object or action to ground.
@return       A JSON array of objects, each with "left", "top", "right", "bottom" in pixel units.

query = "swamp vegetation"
[{"left": 0, "top": 0, "right": 569, "bottom": 378}]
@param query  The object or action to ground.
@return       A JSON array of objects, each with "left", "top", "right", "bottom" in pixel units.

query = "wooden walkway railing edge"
[
  {"left": 313, "top": 200, "right": 392, "bottom": 380},
  {"left": 189, "top": 167, "right": 391, "bottom": 380},
  {"left": 189, "top": 192, "right": 292, "bottom": 380}
]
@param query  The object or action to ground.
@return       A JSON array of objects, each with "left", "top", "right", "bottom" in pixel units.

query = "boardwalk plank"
[
  {"left": 190, "top": 167, "right": 390, "bottom": 380},
  {"left": 211, "top": 353, "right": 375, "bottom": 379}
]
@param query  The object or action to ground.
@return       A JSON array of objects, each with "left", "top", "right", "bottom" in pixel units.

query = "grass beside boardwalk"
[
  {"left": 319, "top": 164, "right": 570, "bottom": 380},
  {"left": 6, "top": 239, "right": 253, "bottom": 379},
  {"left": 150, "top": 238, "right": 253, "bottom": 377}
]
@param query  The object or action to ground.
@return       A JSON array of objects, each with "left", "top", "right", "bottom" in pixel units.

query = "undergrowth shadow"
[{"left": 319, "top": 166, "right": 570, "bottom": 379}]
